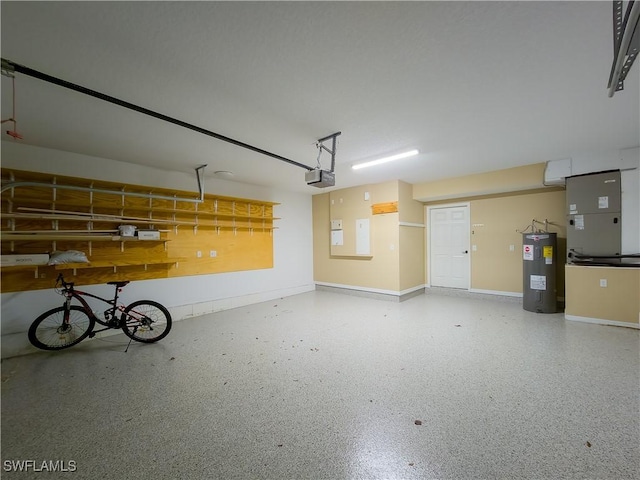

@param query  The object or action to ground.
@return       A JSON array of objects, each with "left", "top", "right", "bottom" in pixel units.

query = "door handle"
[{"left": 463, "top": 250, "right": 469, "bottom": 254}]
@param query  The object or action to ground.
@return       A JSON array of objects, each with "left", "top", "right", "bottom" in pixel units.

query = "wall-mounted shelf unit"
[{"left": 1, "top": 168, "right": 279, "bottom": 292}]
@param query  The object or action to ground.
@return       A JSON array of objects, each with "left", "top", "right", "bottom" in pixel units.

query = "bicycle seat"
[{"left": 107, "top": 281, "right": 130, "bottom": 288}]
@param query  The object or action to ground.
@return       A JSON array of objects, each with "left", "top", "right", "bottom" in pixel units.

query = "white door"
[{"left": 429, "top": 205, "right": 470, "bottom": 289}]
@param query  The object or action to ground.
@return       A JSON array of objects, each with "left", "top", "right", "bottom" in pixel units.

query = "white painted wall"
[
  {"left": 1, "top": 142, "right": 314, "bottom": 357},
  {"left": 620, "top": 148, "right": 640, "bottom": 254}
]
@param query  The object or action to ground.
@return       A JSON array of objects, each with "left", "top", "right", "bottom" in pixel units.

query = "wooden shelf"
[
  {"left": 2, "top": 212, "right": 197, "bottom": 226},
  {"left": 0, "top": 260, "right": 181, "bottom": 270},
  {"left": 54, "top": 258, "right": 187, "bottom": 270},
  {"left": 3, "top": 229, "right": 120, "bottom": 234},
  {"left": 3, "top": 193, "right": 279, "bottom": 208},
  {"left": 0, "top": 258, "right": 185, "bottom": 278},
  {"left": 0, "top": 264, "right": 49, "bottom": 270},
  {"left": 0, "top": 233, "right": 170, "bottom": 242},
  {"left": 193, "top": 225, "right": 279, "bottom": 231},
  {"left": 4, "top": 209, "right": 279, "bottom": 222}
]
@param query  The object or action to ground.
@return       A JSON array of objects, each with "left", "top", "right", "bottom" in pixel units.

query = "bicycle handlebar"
[{"left": 55, "top": 273, "right": 74, "bottom": 290}]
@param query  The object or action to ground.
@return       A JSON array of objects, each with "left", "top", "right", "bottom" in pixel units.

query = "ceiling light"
[
  {"left": 213, "top": 170, "right": 234, "bottom": 179},
  {"left": 352, "top": 149, "right": 419, "bottom": 170}
]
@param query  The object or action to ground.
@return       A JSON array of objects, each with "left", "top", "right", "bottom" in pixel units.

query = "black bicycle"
[{"left": 28, "top": 273, "right": 172, "bottom": 351}]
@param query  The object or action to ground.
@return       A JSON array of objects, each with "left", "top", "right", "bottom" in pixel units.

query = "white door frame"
[{"left": 425, "top": 202, "right": 471, "bottom": 289}]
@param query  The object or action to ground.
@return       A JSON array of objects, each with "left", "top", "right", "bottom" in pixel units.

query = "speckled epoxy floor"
[{"left": 2, "top": 289, "right": 639, "bottom": 479}]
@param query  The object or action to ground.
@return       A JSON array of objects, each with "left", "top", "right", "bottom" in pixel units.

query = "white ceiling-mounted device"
[
  {"left": 307, "top": 132, "right": 341, "bottom": 188},
  {"left": 305, "top": 169, "right": 335, "bottom": 187}
]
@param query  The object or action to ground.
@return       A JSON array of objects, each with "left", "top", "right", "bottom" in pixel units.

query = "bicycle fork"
[{"left": 57, "top": 295, "right": 74, "bottom": 338}]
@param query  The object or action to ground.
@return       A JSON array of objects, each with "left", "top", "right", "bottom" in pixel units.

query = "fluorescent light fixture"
[{"left": 352, "top": 149, "right": 419, "bottom": 170}]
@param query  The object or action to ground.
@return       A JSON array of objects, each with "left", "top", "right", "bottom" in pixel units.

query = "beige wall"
[
  {"left": 399, "top": 226, "right": 425, "bottom": 291},
  {"left": 399, "top": 180, "right": 424, "bottom": 224},
  {"left": 414, "top": 163, "right": 547, "bottom": 202},
  {"left": 565, "top": 265, "right": 640, "bottom": 325},
  {"left": 398, "top": 181, "right": 426, "bottom": 290},
  {"left": 469, "top": 190, "right": 567, "bottom": 294},
  {"left": 313, "top": 182, "right": 401, "bottom": 292},
  {"left": 313, "top": 180, "right": 426, "bottom": 293},
  {"left": 328, "top": 185, "right": 371, "bottom": 257}
]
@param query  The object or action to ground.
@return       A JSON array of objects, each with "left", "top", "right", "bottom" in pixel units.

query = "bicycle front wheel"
[
  {"left": 121, "top": 300, "right": 172, "bottom": 343},
  {"left": 28, "top": 306, "right": 95, "bottom": 350}
]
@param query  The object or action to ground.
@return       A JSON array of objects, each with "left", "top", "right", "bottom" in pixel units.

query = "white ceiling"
[{"left": 1, "top": 1, "right": 638, "bottom": 194}]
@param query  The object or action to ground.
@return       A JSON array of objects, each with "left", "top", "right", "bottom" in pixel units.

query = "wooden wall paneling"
[{"left": 1, "top": 168, "right": 278, "bottom": 293}]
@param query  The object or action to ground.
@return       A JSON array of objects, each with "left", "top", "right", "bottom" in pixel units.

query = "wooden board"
[{"left": 372, "top": 201, "right": 398, "bottom": 215}]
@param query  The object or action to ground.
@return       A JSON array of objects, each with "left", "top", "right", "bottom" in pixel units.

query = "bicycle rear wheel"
[
  {"left": 121, "top": 300, "right": 172, "bottom": 343},
  {"left": 28, "top": 306, "right": 94, "bottom": 350}
]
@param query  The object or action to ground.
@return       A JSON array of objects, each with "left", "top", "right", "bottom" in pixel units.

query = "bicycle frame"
[{"left": 59, "top": 280, "right": 128, "bottom": 335}]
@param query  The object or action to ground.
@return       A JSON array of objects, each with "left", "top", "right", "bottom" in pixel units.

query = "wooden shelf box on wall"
[{"left": 1, "top": 168, "right": 279, "bottom": 293}]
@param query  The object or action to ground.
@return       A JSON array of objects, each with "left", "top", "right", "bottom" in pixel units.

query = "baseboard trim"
[
  {"left": 565, "top": 314, "right": 640, "bottom": 329},
  {"left": 426, "top": 286, "right": 522, "bottom": 304},
  {"left": 468, "top": 288, "right": 523, "bottom": 298},
  {"left": 172, "top": 284, "right": 316, "bottom": 320}
]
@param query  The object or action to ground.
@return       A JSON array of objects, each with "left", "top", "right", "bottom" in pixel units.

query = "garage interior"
[{"left": 1, "top": 2, "right": 639, "bottom": 479}]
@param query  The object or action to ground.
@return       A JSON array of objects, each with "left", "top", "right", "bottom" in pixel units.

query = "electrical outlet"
[
  {"left": 599, "top": 279, "right": 607, "bottom": 287},
  {"left": 196, "top": 251, "right": 202, "bottom": 258},
  {"left": 210, "top": 250, "right": 217, "bottom": 257}
]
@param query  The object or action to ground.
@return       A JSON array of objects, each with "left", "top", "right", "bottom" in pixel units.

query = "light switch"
[
  {"left": 472, "top": 245, "right": 477, "bottom": 251},
  {"left": 599, "top": 279, "right": 607, "bottom": 287},
  {"left": 364, "top": 191, "right": 370, "bottom": 201},
  {"left": 509, "top": 245, "right": 515, "bottom": 252}
]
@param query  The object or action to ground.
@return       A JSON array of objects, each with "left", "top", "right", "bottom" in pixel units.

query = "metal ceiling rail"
[
  {"left": 608, "top": 0, "right": 640, "bottom": 96},
  {"left": 1, "top": 165, "right": 208, "bottom": 204},
  {"left": 1, "top": 58, "right": 315, "bottom": 172}
]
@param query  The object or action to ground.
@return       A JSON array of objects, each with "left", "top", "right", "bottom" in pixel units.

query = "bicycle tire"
[
  {"left": 28, "top": 306, "right": 95, "bottom": 350},
  {"left": 121, "top": 300, "right": 172, "bottom": 343}
]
